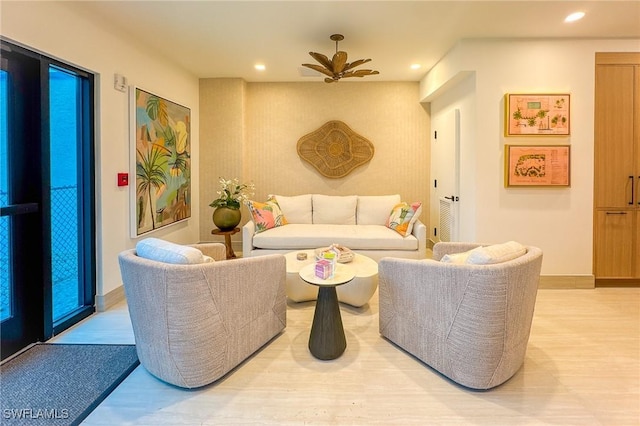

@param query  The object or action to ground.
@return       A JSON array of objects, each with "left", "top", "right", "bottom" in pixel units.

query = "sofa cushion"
[
  {"left": 312, "top": 195, "right": 357, "bottom": 225},
  {"left": 252, "top": 224, "right": 418, "bottom": 251},
  {"left": 357, "top": 194, "right": 401, "bottom": 225},
  {"left": 247, "top": 197, "right": 288, "bottom": 234},
  {"left": 441, "top": 241, "right": 526, "bottom": 265},
  {"left": 270, "top": 194, "right": 312, "bottom": 224},
  {"left": 386, "top": 202, "right": 423, "bottom": 236},
  {"left": 136, "top": 238, "right": 207, "bottom": 264}
]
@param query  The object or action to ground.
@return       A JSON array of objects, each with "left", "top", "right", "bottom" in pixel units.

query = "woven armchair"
[
  {"left": 118, "top": 243, "right": 286, "bottom": 388},
  {"left": 379, "top": 242, "right": 543, "bottom": 390}
]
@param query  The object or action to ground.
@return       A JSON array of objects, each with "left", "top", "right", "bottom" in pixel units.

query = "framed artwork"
[
  {"left": 130, "top": 87, "right": 191, "bottom": 237},
  {"left": 504, "top": 145, "right": 570, "bottom": 187},
  {"left": 505, "top": 94, "right": 570, "bottom": 136}
]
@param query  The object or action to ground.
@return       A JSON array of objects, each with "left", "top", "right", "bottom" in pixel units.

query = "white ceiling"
[{"left": 71, "top": 1, "right": 640, "bottom": 82}]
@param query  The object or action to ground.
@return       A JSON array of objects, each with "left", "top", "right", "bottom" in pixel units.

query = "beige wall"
[
  {"left": 1, "top": 1, "right": 201, "bottom": 302},
  {"left": 200, "top": 79, "right": 247, "bottom": 239},
  {"left": 200, "top": 80, "right": 430, "bottom": 244},
  {"left": 422, "top": 38, "right": 640, "bottom": 278}
]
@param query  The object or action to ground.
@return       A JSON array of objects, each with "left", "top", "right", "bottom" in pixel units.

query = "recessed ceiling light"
[
  {"left": 410, "top": 64, "right": 422, "bottom": 70},
  {"left": 565, "top": 11, "right": 585, "bottom": 23},
  {"left": 254, "top": 64, "right": 266, "bottom": 71}
]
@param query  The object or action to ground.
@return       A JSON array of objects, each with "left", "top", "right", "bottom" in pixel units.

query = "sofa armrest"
[
  {"left": 242, "top": 221, "right": 256, "bottom": 258},
  {"left": 192, "top": 243, "right": 226, "bottom": 261},
  {"left": 432, "top": 241, "right": 483, "bottom": 261},
  {"left": 411, "top": 220, "right": 427, "bottom": 258}
]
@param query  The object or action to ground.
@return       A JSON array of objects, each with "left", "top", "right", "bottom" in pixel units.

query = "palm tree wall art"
[{"left": 131, "top": 88, "right": 191, "bottom": 236}]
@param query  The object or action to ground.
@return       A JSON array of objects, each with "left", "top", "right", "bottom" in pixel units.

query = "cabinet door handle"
[
  {"left": 630, "top": 176, "right": 635, "bottom": 205},
  {"left": 605, "top": 211, "right": 627, "bottom": 215},
  {"left": 638, "top": 176, "right": 640, "bottom": 206}
]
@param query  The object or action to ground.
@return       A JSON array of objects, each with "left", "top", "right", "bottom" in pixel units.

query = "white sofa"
[{"left": 242, "top": 194, "right": 426, "bottom": 263}]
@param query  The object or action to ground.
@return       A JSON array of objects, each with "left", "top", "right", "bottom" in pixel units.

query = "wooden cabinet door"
[
  {"left": 594, "top": 210, "right": 635, "bottom": 278},
  {"left": 594, "top": 65, "right": 635, "bottom": 208},
  {"left": 594, "top": 55, "right": 640, "bottom": 281},
  {"left": 636, "top": 65, "right": 640, "bottom": 211},
  {"left": 636, "top": 211, "right": 640, "bottom": 278}
]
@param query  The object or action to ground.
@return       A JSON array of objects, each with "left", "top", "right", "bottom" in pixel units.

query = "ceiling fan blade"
[
  {"left": 308, "top": 52, "right": 333, "bottom": 69},
  {"left": 332, "top": 51, "right": 348, "bottom": 73},
  {"left": 302, "top": 63, "right": 336, "bottom": 78},
  {"left": 342, "top": 69, "right": 380, "bottom": 78},
  {"left": 343, "top": 58, "right": 371, "bottom": 71},
  {"left": 324, "top": 77, "right": 337, "bottom": 83},
  {"left": 340, "top": 71, "right": 359, "bottom": 79}
]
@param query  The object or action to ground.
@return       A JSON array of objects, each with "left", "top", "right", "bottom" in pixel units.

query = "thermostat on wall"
[{"left": 114, "top": 73, "right": 128, "bottom": 92}]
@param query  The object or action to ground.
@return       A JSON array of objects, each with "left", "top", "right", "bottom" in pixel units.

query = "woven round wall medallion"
[{"left": 296, "top": 120, "right": 374, "bottom": 178}]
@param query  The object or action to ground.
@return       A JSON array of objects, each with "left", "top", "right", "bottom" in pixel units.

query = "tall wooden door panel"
[
  {"left": 594, "top": 53, "right": 640, "bottom": 282},
  {"left": 594, "top": 65, "right": 635, "bottom": 209},
  {"left": 636, "top": 211, "right": 640, "bottom": 277}
]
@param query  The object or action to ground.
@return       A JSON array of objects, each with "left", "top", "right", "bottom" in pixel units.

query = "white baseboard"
[
  {"left": 539, "top": 275, "right": 595, "bottom": 289},
  {"left": 95, "top": 285, "right": 126, "bottom": 312}
]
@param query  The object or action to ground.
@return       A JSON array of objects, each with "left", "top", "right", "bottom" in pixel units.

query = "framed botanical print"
[
  {"left": 505, "top": 94, "right": 570, "bottom": 136},
  {"left": 505, "top": 145, "right": 570, "bottom": 187}
]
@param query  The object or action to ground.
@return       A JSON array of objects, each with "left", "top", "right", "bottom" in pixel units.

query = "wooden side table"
[
  {"left": 299, "top": 263, "right": 355, "bottom": 360},
  {"left": 211, "top": 228, "right": 240, "bottom": 259}
]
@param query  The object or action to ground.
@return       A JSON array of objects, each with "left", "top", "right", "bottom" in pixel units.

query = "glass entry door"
[
  {"left": 0, "top": 51, "right": 44, "bottom": 358},
  {"left": 0, "top": 40, "right": 95, "bottom": 360},
  {"left": 50, "top": 67, "right": 83, "bottom": 322}
]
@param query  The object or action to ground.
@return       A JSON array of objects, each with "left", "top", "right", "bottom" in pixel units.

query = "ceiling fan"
[{"left": 302, "top": 34, "right": 380, "bottom": 83}]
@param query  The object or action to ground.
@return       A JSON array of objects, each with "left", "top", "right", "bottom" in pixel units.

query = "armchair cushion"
[
  {"left": 439, "top": 249, "right": 476, "bottom": 264},
  {"left": 441, "top": 241, "right": 526, "bottom": 265},
  {"left": 136, "top": 238, "right": 209, "bottom": 264},
  {"left": 467, "top": 240, "right": 526, "bottom": 264}
]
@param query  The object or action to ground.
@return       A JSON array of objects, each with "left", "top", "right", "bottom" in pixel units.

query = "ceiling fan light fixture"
[{"left": 302, "top": 34, "right": 380, "bottom": 83}]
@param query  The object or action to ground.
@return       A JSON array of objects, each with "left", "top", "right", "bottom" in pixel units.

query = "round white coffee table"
[
  {"left": 284, "top": 250, "right": 378, "bottom": 307},
  {"left": 299, "top": 263, "right": 355, "bottom": 360}
]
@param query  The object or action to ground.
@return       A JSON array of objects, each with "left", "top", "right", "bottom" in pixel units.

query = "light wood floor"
[{"left": 51, "top": 287, "right": 640, "bottom": 425}]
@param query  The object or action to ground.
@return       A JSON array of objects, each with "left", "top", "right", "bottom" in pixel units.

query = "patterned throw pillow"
[
  {"left": 246, "top": 196, "right": 288, "bottom": 234},
  {"left": 386, "top": 202, "right": 422, "bottom": 237}
]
